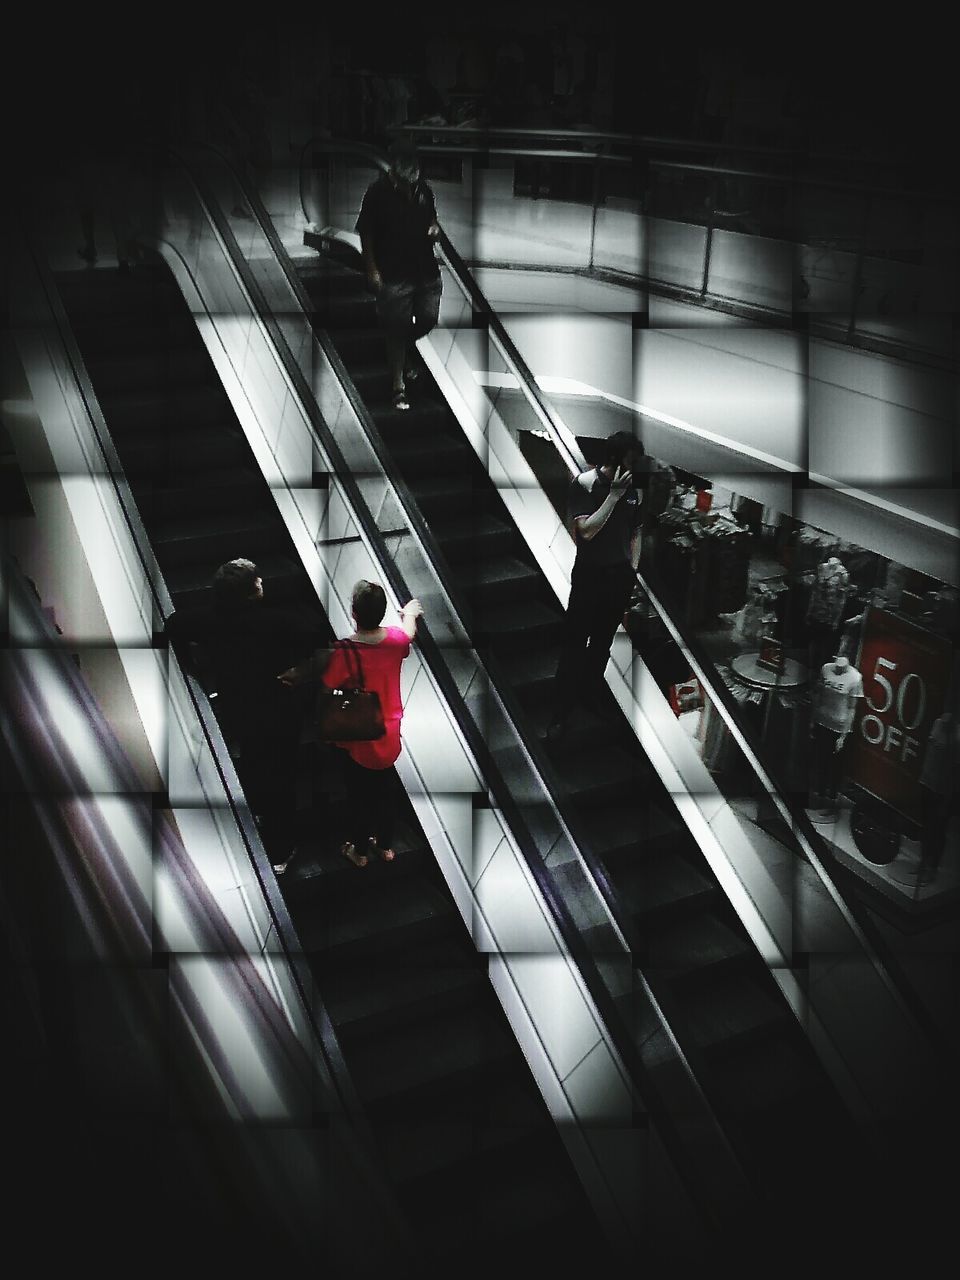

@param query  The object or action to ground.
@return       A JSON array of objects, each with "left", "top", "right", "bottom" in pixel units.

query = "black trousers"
[
  {"left": 809, "top": 722, "right": 846, "bottom": 804},
  {"left": 237, "top": 713, "right": 302, "bottom": 861},
  {"left": 554, "top": 561, "right": 636, "bottom": 713},
  {"left": 340, "top": 752, "right": 397, "bottom": 851}
]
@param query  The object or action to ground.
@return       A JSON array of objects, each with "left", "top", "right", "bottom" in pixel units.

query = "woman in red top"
[{"left": 323, "top": 580, "right": 423, "bottom": 867}]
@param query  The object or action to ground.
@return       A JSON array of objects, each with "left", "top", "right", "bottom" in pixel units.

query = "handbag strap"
[{"left": 336, "top": 638, "right": 366, "bottom": 690}]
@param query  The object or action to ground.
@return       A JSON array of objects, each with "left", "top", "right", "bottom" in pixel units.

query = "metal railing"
[{"left": 299, "top": 127, "right": 958, "bottom": 363}]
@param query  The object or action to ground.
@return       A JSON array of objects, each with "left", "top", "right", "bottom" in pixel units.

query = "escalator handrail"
[
  {"left": 296, "top": 138, "right": 958, "bottom": 1072},
  {"left": 180, "top": 138, "right": 756, "bottom": 1235}
]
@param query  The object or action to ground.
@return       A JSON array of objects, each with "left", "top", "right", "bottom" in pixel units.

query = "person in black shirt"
[
  {"left": 547, "top": 431, "right": 647, "bottom": 741},
  {"left": 356, "top": 139, "right": 442, "bottom": 411},
  {"left": 166, "top": 558, "right": 326, "bottom": 873}
]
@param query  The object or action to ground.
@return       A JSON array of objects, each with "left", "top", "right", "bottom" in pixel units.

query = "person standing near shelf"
[
  {"left": 357, "top": 139, "right": 442, "bottom": 412},
  {"left": 546, "top": 431, "right": 647, "bottom": 742}
]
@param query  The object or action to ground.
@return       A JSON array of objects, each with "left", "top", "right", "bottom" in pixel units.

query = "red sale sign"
[{"left": 845, "top": 607, "right": 954, "bottom": 820}]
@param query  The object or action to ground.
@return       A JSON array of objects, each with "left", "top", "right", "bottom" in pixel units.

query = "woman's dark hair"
[
  {"left": 352, "top": 580, "right": 387, "bottom": 630},
  {"left": 213, "top": 558, "right": 258, "bottom": 608},
  {"left": 602, "top": 430, "right": 643, "bottom": 467}
]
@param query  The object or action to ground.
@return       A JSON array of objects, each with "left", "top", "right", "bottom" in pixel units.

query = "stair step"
[
  {"left": 120, "top": 425, "right": 250, "bottom": 478},
  {"left": 473, "top": 597, "right": 564, "bottom": 652},
  {"left": 423, "top": 1139, "right": 590, "bottom": 1252},
  {"left": 323, "top": 942, "right": 484, "bottom": 1041},
  {"left": 679, "top": 970, "right": 791, "bottom": 1057},
  {"left": 66, "top": 313, "right": 199, "bottom": 357},
  {"left": 707, "top": 1030, "right": 826, "bottom": 1121},
  {"left": 98, "top": 385, "right": 230, "bottom": 434},
  {"left": 81, "top": 348, "right": 212, "bottom": 394},
  {"left": 611, "top": 846, "right": 718, "bottom": 922},
  {"left": 578, "top": 802, "right": 685, "bottom": 867},
  {"left": 151, "top": 509, "right": 286, "bottom": 568},
  {"left": 388, "top": 432, "right": 470, "bottom": 477},
  {"left": 140, "top": 467, "right": 266, "bottom": 521},
  {"left": 348, "top": 1001, "right": 517, "bottom": 1109},
  {"left": 545, "top": 730, "right": 642, "bottom": 804},
  {"left": 55, "top": 264, "right": 180, "bottom": 315},
  {"left": 644, "top": 912, "right": 754, "bottom": 980},
  {"left": 291, "top": 875, "right": 457, "bottom": 959},
  {"left": 406, "top": 474, "right": 478, "bottom": 518},
  {"left": 496, "top": 647, "right": 561, "bottom": 704},
  {"left": 385, "top": 1114, "right": 546, "bottom": 1195},
  {"left": 431, "top": 511, "right": 516, "bottom": 562},
  {"left": 452, "top": 555, "right": 541, "bottom": 607}
]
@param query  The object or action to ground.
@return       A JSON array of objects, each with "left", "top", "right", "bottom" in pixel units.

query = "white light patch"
[
  {"left": 29, "top": 650, "right": 120, "bottom": 793},
  {"left": 471, "top": 371, "right": 802, "bottom": 473}
]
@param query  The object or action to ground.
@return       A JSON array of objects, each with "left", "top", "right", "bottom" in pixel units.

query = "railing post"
[
  {"left": 701, "top": 177, "right": 717, "bottom": 297},
  {"left": 847, "top": 191, "right": 872, "bottom": 339},
  {"left": 588, "top": 145, "right": 604, "bottom": 271}
]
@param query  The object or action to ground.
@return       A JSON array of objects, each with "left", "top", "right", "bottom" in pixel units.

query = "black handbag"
[{"left": 315, "top": 640, "right": 386, "bottom": 743}]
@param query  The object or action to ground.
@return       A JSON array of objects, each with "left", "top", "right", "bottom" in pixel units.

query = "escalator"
[
  {"left": 53, "top": 258, "right": 616, "bottom": 1269},
  {"left": 293, "top": 246, "right": 881, "bottom": 1231}
]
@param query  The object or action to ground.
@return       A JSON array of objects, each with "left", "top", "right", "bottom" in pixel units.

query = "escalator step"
[
  {"left": 453, "top": 556, "right": 542, "bottom": 606},
  {"left": 388, "top": 432, "right": 470, "bottom": 477},
  {"left": 612, "top": 847, "right": 718, "bottom": 921},
  {"left": 570, "top": 801, "right": 684, "bottom": 866},
  {"left": 431, "top": 512, "right": 516, "bottom": 562},
  {"left": 80, "top": 348, "right": 212, "bottom": 394},
  {"left": 383, "top": 1110, "right": 545, "bottom": 1193},
  {"left": 291, "top": 874, "right": 457, "bottom": 959},
  {"left": 322, "top": 942, "right": 484, "bottom": 1042},
  {"left": 139, "top": 467, "right": 265, "bottom": 520},
  {"left": 680, "top": 970, "right": 791, "bottom": 1057},
  {"left": 645, "top": 913, "right": 754, "bottom": 981},
  {"left": 66, "top": 314, "right": 198, "bottom": 357},
  {"left": 151, "top": 509, "right": 286, "bottom": 568},
  {"left": 121, "top": 425, "right": 250, "bottom": 477},
  {"left": 98, "top": 385, "right": 230, "bottom": 434},
  {"left": 473, "top": 597, "right": 564, "bottom": 651},
  {"left": 545, "top": 730, "right": 642, "bottom": 804},
  {"left": 348, "top": 1002, "right": 517, "bottom": 1109},
  {"left": 55, "top": 266, "right": 179, "bottom": 314},
  {"left": 406, "top": 475, "right": 477, "bottom": 518},
  {"left": 707, "top": 1031, "right": 827, "bottom": 1120}
]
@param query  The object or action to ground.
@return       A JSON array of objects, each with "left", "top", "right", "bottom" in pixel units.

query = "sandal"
[
  {"left": 392, "top": 389, "right": 410, "bottom": 412},
  {"left": 341, "top": 841, "right": 368, "bottom": 868},
  {"left": 366, "top": 838, "right": 396, "bottom": 863}
]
